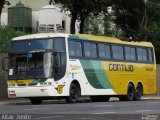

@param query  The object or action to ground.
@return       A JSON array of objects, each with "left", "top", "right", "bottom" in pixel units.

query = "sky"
[{"left": 2, "top": 0, "right": 50, "bottom": 13}]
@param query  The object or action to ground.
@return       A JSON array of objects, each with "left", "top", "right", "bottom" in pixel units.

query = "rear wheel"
[
  {"left": 90, "top": 96, "right": 110, "bottom": 102},
  {"left": 119, "top": 83, "right": 135, "bottom": 101},
  {"left": 30, "top": 98, "right": 43, "bottom": 105},
  {"left": 66, "top": 83, "right": 79, "bottom": 103},
  {"left": 134, "top": 84, "right": 143, "bottom": 101}
]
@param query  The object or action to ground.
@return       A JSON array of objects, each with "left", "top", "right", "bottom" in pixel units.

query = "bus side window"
[
  {"left": 76, "top": 42, "right": 82, "bottom": 57},
  {"left": 84, "top": 42, "right": 91, "bottom": 57},
  {"left": 112, "top": 45, "right": 124, "bottom": 60},
  {"left": 148, "top": 48, "right": 153, "bottom": 63},
  {"left": 137, "top": 47, "right": 147, "bottom": 62},
  {"left": 53, "top": 37, "right": 66, "bottom": 80},
  {"left": 98, "top": 43, "right": 111, "bottom": 59},
  {"left": 68, "top": 41, "right": 82, "bottom": 57},
  {"left": 125, "top": 46, "right": 136, "bottom": 61},
  {"left": 68, "top": 41, "right": 76, "bottom": 56}
]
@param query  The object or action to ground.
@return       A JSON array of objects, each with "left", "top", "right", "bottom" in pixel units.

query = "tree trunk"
[
  {"left": 79, "top": 14, "right": 85, "bottom": 34},
  {"left": 70, "top": 11, "right": 77, "bottom": 34},
  {"left": 0, "top": 0, "right": 5, "bottom": 25}
]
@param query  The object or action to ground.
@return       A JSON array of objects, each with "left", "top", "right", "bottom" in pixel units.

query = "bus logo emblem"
[{"left": 57, "top": 85, "right": 65, "bottom": 94}]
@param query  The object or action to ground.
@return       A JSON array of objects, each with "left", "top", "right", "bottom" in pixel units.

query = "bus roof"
[
  {"left": 12, "top": 33, "right": 153, "bottom": 47},
  {"left": 12, "top": 33, "right": 70, "bottom": 41},
  {"left": 71, "top": 34, "right": 153, "bottom": 47}
]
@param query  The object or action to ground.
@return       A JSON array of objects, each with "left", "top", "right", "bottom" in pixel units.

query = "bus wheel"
[
  {"left": 119, "top": 84, "right": 135, "bottom": 101},
  {"left": 126, "top": 83, "right": 135, "bottom": 101},
  {"left": 134, "top": 84, "right": 143, "bottom": 101},
  {"left": 90, "top": 96, "right": 110, "bottom": 102},
  {"left": 66, "top": 83, "right": 79, "bottom": 103},
  {"left": 30, "top": 98, "right": 43, "bottom": 105}
]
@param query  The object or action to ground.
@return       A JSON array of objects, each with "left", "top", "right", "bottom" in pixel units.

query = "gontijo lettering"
[{"left": 109, "top": 64, "right": 134, "bottom": 72}]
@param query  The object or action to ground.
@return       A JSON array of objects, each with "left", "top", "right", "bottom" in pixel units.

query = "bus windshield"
[{"left": 8, "top": 52, "right": 52, "bottom": 80}]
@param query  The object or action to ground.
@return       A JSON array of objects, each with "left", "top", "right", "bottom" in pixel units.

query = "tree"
[
  {"left": 0, "top": 26, "right": 27, "bottom": 53},
  {"left": 0, "top": 0, "right": 10, "bottom": 24},
  {"left": 112, "top": 0, "right": 160, "bottom": 41},
  {"left": 49, "top": 0, "right": 112, "bottom": 34}
]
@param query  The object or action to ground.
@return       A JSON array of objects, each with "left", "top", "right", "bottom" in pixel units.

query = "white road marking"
[
  {"left": 94, "top": 105, "right": 115, "bottom": 107},
  {"left": 24, "top": 108, "right": 51, "bottom": 111},
  {"left": 135, "top": 110, "right": 153, "bottom": 113},
  {"left": 147, "top": 102, "right": 160, "bottom": 104},
  {"left": 92, "top": 112, "right": 117, "bottom": 114},
  {"left": 35, "top": 116, "right": 64, "bottom": 119}
]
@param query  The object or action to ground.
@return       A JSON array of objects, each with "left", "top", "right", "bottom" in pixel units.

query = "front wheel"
[
  {"left": 66, "top": 83, "right": 79, "bottom": 103},
  {"left": 30, "top": 98, "right": 43, "bottom": 105}
]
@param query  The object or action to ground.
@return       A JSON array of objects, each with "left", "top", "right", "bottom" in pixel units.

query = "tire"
[
  {"left": 119, "top": 83, "right": 135, "bottom": 101},
  {"left": 66, "top": 83, "right": 79, "bottom": 103},
  {"left": 134, "top": 84, "right": 143, "bottom": 101},
  {"left": 30, "top": 98, "right": 43, "bottom": 105},
  {"left": 126, "top": 83, "right": 135, "bottom": 101},
  {"left": 90, "top": 96, "right": 110, "bottom": 102}
]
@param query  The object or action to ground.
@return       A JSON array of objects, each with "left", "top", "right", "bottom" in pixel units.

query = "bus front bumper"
[{"left": 8, "top": 86, "right": 60, "bottom": 98}]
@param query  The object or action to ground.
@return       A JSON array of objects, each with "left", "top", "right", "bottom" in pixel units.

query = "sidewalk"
[{"left": 0, "top": 95, "right": 160, "bottom": 106}]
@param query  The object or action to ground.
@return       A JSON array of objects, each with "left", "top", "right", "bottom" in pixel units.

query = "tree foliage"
[
  {"left": 0, "top": 26, "right": 27, "bottom": 53},
  {"left": 0, "top": 0, "right": 10, "bottom": 22},
  {"left": 49, "top": 0, "right": 112, "bottom": 34},
  {"left": 112, "top": 0, "right": 160, "bottom": 41}
]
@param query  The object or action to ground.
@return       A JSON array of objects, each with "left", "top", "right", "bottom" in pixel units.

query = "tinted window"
[
  {"left": 98, "top": 43, "right": 111, "bottom": 59},
  {"left": 137, "top": 47, "right": 147, "bottom": 62},
  {"left": 84, "top": 42, "right": 91, "bottom": 57},
  {"left": 54, "top": 37, "right": 65, "bottom": 51},
  {"left": 125, "top": 46, "right": 136, "bottom": 61},
  {"left": 112, "top": 45, "right": 124, "bottom": 60},
  {"left": 105, "top": 45, "right": 111, "bottom": 59},
  {"left": 76, "top": 42, "right": 82, "bottom": 57},
  {"left": 91, "top": 43, "right": 97, "bottom": 58},
  {"left": 84, "top": 42, "right": 97, "bottom": 58},
  {"left": 68, "top": 41, "right": 82, "bottom": 57},
  {"left": 137, "top": 48, "right": 143, "bottom": 61},
  {"left": 68, "top": 41, "right": 76, "bottom": 56},
  {"left": 148, "top": 49, "right": 153, "bottom": 62},
  {"left": 98, "top": 44, "right": 105, "bottom": 58},
  {"left": 142, "top": 48, "right": 147, "bottom": 61}
]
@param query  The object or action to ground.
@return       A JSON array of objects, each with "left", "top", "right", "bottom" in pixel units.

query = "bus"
[{"left": 6, "top": 33, "right": 156, "bottom": 104}]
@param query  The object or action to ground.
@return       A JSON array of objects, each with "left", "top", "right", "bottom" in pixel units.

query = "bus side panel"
[{"left": 101, "top": 61, "right": 156, "bottom": 95}]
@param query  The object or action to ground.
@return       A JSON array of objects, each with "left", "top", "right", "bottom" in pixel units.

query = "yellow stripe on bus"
[{"left": 8, "top": 80, "right": 32, "bottom": 84}]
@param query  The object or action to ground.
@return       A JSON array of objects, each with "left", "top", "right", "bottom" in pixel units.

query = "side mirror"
[{"left": 2, "top": 57, "right": 9, "bottom": 71}]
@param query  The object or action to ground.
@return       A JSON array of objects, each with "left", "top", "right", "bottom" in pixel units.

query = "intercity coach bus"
[{"left": 5, "top": 33, "right": 156, "bottom": 104}]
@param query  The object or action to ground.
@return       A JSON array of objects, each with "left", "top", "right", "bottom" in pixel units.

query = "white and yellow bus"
[{"left": 6, "top": 33, "right": 156, "bottom": 104}]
